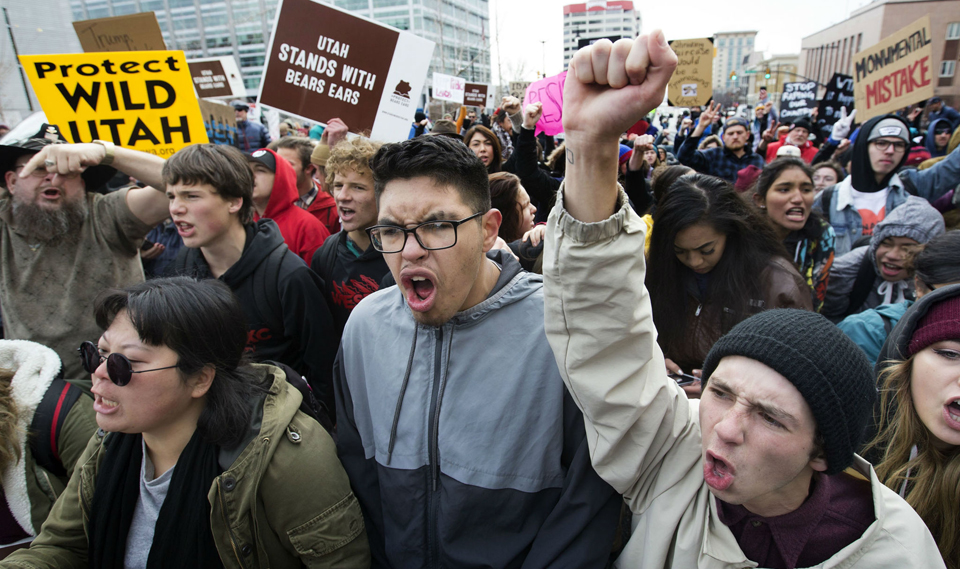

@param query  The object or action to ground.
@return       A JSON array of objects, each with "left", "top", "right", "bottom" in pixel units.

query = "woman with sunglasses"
[{"left": 1, "top": 277, "right": 370, "bottom": 569}]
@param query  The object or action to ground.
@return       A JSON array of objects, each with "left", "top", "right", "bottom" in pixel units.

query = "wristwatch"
[{"left": 92, "top": 140, "right": 115, "bottom": 166}]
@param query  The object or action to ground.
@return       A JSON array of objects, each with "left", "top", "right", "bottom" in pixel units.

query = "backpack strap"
[
  {"left": 263, "top": 360, "right": 334, "bottom": 434},
  {"left": 252, "top": 245, "right": 287, "bottom": 336},
  {"left": 879, "top": 312, "right": 895, "bottom": 335},
  {"left": 843, "top": 251, "right": 878, "bottom": 319},
  {"left": 29, "top": 379, "right": 83, "bottom": 477}
]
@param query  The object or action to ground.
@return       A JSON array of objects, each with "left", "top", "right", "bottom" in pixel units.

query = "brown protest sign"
[
  {"left": 853, "top": 16, "right": 934, "bottom": 122},
  {"left": 463, "top": 83, "right": 488, "bottom": 106},
  {"left": 189, "top": 60, "right": 233, "bottom": 97},
  {"left": 73, "top": 12, "right": 166, "bottom": 53},
  {"left": 258, "top": 0, "right": 434, "bottom": 141},
  {"left": 667, "top": 38, "right": 713, "bottom": 108}
]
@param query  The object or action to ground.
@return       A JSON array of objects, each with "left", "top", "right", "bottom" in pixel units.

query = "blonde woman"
[{"left": 870, "top": 283, "right": 960, "bottom": 569}]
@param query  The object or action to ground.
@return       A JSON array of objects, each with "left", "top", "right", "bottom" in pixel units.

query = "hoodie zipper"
[{"left": 426, "top": 327, "right": 444, "bottom": 567}]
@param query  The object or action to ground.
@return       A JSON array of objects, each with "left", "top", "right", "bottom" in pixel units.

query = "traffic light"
[
  {"left": 764, "top": 67, "right": 771, "bottom": 79},
  {"left": 729, "top": 71, "right": 737, "bottom": 81}
]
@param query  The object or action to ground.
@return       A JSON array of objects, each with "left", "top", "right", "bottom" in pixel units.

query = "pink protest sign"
[{"left": 523, "top": 71, "right": 566, "bottom": 136}]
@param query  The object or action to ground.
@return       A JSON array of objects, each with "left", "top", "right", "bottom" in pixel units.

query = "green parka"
[{"left": 1, "top": 364, "right": 370, "bottom": 568}]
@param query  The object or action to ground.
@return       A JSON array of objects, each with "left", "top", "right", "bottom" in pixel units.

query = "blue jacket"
[
  {"left": 233, "top": 119, "right": 271, "bottom": 153},
  {"left": 814, "top": 143, "right": 960, "bottom": 256},
  {"left": 924, "top": 118, "right": 952, "bottom": 158},
  {"left": 334, "top": 250, "right": 621, "bottom": 568},
  {"left": 837, "top": 300, "right": 912, "bottom": 367},
  {"left": 929, "top": 104, "right": 960, "bottom": 131}
]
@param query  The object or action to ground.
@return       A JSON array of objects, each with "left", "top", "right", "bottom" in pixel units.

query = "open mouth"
[
  {"left": 401, "top": 273, "right": 437, "bottom": 313},
  {"left": 175, "top": 221, "right": 195, "bottom": 238},
  {"left": 41, "top": 188, "right": 61, "bottom": 200},
  {"left": 944, "top": 400, "right": 960, "bottom": 430},
  {"left": 338, "top": 206, "right": 355, "bottom": 222},
  {"left": 784, "top": 207, "right": 807, "bottom": 222},
  {"left": 93, "top": 394, "right": 119, "bottom": 414},
  {"left": 880, "top": 261, "right": 903, "bottom": 278},
  {"left": 703, "top": 450, "right": 735, "bottom": 491}
]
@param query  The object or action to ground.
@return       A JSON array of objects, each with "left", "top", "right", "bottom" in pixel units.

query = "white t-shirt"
[{"left": 849, "top": 187, "right": 888, "bottom": 236}]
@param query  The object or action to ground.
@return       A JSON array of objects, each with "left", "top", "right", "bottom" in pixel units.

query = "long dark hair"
[
  {"left": 754, "top": 157, "right": 824, "bottom": 241},
  {"left": 646, "top": 174, "right": 787, "bottom": 359},
  {"left": 94, "top": 277, "right": 262, "bottom": 447},
  {"left": 463, "top": 125, "right": 503, "bottom": 173},
  {"left": 488, "top": 172, "right": 523, "bottom": 241}
]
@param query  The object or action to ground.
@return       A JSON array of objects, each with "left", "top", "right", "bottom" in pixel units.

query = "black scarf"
[
  {"left": 88, "top": 430, "right": 225, "bottom": 569},
  {"left": 850, "top": 114, "right": 910, "bottom": 194}
]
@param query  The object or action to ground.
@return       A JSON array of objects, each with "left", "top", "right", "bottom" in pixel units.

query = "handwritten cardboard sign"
[
  {"left": 188, "top": 57, "right": 246, "bottom": 98},
  {"left": 20, "top": 51, "right": 207, "bottom": 157},
  {"left": 667, "top": 38, "right": 713, "bottom": 108},
  {"left": 73, "top": 12, "right": 167, "bottom": 53},
  {"left": 779, "top": 81, "right": 818, "bottom": 122},
  {"left": 853, "top": 16, "right": 934, "bottom": 122},
  {"left": 198, "top": 98, "right": 237, "bottom": 146},
  {"left": 524, "top": 71, "right": 566, "bottom": 136},
  {"left": 258, "top": 0, "right": 434, "bottom": 142},
  {"left": 508, "top": 81, "right": 531, "bottom": 100}
]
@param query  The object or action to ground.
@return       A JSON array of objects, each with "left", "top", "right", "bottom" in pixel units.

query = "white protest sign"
[{"left": 432, "top": 72, "right": 466, "bottom": 104}]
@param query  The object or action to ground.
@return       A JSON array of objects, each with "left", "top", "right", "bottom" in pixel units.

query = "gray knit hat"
[
  {"left": 702, "top": 309, "right": 876, "bottom": 475},
  {"left": 867, "top": 117, "right": 910, "bottom": 144}
]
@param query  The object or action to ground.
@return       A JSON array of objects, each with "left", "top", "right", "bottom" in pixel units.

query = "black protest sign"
[
  {"left": 779, "top": 81, "right": 818, "bottom": 122},
  {"left": 817, "top": 73, "right": 855, "bottom": 127}
]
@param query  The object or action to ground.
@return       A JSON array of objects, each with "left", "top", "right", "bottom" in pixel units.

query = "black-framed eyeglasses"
[
  {"left": 366, "top": 212, "right": 483, "bottom": 253},
  {"left": 78, "top": 341, "right": 179, "bottom": 387},
  {"left": 871, "top": 139, "right": 907, "bottom": 152}
]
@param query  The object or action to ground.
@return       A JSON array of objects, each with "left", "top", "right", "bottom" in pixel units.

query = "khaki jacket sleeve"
[
  {"left": 57, "top": 396, "right": 100, "bottom": 477},
  {"left": 542, "top": 184, "right": 703, "bottom": 514},
  {"left": 259, "top": 416, "right": 371, "bottom": 568},
  {"left": 0, "top": 434, "right": 101, "bottom": 569}
]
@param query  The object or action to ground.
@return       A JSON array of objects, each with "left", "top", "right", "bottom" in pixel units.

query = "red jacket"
[
  {"left": 765, "top": 135, "right": 818, "bottom": 164},
  {"left": 305, "top": 181, "right": 341, "bottom": 236},
  {"left": 254, "top": 148, "right": 330, "bottom": 264}
]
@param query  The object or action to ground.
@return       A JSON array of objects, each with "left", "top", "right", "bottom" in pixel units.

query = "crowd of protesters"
[{"left": 0, "top": 31, "right": 958, "bottom": 569}]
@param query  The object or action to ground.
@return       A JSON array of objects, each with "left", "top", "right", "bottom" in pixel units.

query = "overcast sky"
[{"left": 487, "top": 0, "right": 879, "bottom": 83}]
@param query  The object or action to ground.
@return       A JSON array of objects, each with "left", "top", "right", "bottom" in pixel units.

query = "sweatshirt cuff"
[{"left": 551, "top": 181, "right": 645, "bottom": 244}]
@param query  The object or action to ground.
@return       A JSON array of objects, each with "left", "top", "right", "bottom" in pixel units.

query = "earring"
[{"left": 760, "top": 205, "right": 766, "bottom": 209}]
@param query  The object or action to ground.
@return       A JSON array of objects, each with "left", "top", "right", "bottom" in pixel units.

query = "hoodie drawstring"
[
  {"left": 386, "top": 327, "right": 418, "bottom": 465},
  {"left": 877, "top": 280, "right": 908, "bottom": 305}
]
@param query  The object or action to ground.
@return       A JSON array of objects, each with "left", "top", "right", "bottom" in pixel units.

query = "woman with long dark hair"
[
  {"left": 753, "top": 158, "right": 836, "bottom": 311},
  {"left": 867, "top": 283, "right": 960, "bottom": 569},
  {"left": 646, "top": 174, "right": 812, "bottom": 381},
  {"left": 463, "top": 125, "right": 503, "bottom": 174},
  {"left": 1, "top": 277, "right": 369, "bottom": 567}
]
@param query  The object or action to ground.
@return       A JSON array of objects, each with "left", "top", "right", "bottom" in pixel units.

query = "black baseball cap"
[
  {"left": 0, "top": 123, "right": 117, "bottom": 190},
  {"left": 247, "top": 148, "right": 276, "bottom": 172}
]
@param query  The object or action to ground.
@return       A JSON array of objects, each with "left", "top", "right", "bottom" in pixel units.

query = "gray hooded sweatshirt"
[{"left": 822, "top": 196, "right": 945, "bottom": 322}]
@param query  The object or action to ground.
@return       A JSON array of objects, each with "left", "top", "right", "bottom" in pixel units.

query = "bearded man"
[{"left": 0, "top": 124, "right": 170, "bottom": 378}]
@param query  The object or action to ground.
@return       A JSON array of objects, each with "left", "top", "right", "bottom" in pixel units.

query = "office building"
[
  {"left": 713, "top": 30, "right": 758, "bottom": 94},
  {"left": 563, "top": 1, "right": 641, "bottom": 69}
]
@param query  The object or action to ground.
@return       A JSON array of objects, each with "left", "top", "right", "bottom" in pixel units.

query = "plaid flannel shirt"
[{"left": 677, "top": 134, "right": 765, "bottom": 183}]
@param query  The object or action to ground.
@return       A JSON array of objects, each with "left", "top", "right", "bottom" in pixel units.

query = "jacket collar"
[
  {"left": 699, "top": 456, "right": 885, "bottom": 568},
  {"left": 835, "top": 174, "right": 902, "bottom": 212}
]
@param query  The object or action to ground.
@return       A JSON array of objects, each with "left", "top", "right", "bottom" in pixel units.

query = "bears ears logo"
[{"left": 394, "top": 80, "right": 411, "bottom": 98}]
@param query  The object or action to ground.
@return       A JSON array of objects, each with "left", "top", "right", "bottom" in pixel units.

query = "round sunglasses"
[{"left": 78, "top": 341, "right": 179, "bottom": 386}]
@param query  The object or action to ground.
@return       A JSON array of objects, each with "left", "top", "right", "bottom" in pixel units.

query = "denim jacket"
[{"left": 815, "top": 144, "right": 960, "bottom": 256}]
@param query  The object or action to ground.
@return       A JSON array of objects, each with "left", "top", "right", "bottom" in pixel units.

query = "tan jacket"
[
  {"left": 1, "top": 364, "right": 370, "bottom": 569},
  {"left": 542, "top": 185, "right": 945, "bottom": 568}
]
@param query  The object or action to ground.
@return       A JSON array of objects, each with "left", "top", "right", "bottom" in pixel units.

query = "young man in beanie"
[
  {"left": 544, "top": 34, "right": 945, "bottom": 568},
  {"left": 677, "top": 101, "right": 764, "bottom": 184},
  {"left": 815, "top": 113, "right": 960, "bottom": 256},
  {"left": 764, "top": 118, "right": 817, "bottom": 163}
]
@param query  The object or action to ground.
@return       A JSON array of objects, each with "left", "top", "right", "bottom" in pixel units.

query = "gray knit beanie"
[
  {"left": 867, "top": 117, "right": 910, "bottom": 144},
  {"left": 702, "top": 309, "right": 876, "bottom": 475}
]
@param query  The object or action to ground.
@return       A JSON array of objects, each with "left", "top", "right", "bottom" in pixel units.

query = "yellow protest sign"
[
  {"left": 668, "top": 38, "right": 714, "bottom": 108},
  {"left": 853, "top": 16, "right": 934, "bottom": 122},
  {"left": 19, "top": 51, "right": 207, "bottom": 157}
]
